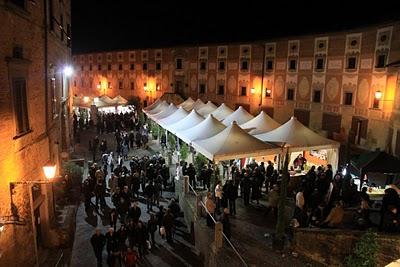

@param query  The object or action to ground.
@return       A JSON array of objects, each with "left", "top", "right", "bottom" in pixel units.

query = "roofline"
[{"left": 72, "top": 20, "right": 400, "bottom": 56}]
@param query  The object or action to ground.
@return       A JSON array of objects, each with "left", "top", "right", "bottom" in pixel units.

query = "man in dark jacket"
[
  {"left": 187, "top": 163, "right": 196, "bottom": 190},
  {"left": 163, "top": 209, "right": 175, "bottom": 243},
  {"left": 128, "top": 201, "right": 142, "bottom": 223},
  {"left": 226, "top": 180, "right": 238, "bottom": 215},
  {"left": 91, "top": 229, "right": 106, "bottom": 267}
]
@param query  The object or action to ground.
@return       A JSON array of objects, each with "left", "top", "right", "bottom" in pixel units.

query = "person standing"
[
  {"left": 147, "top": 214, "right": 158, "bottom": 246},
  {"left": 205, "top": 192, "right": 216, "bottom": 227},
  {"left": 226, "top": 180, "right": 237, "bottom": 215},
  {"left": 162, "top": 208, "right": 175, "bottom": 243},
  {"left": 214, "top": 180, "right": 223, "bottom": 212},
  {"left": 187, "top": 163, "right": 197, "bottom": 190},
  {"left": 91, "top": 229, "right": 106, "bottom": 267}
]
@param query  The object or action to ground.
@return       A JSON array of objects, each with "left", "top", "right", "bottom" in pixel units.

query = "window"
[
  {"left": 60, "top": 15, "right": 64, "bottom": 42},
  {"left": 108, "top": 81, "right": 111, "bottom": 89},
  {"left": 12, "top": 79, "right": 30, "bottom": 134},
  {"left": 176, "top": 58, "right": 182, "bottom": 69},
  {"left": 108, "top": 64, "right": 111, "bottom": 71},
  {"left": 199, "top": 83, "right": 206, "bottom": 94},
  {"left": 156, "top": 62, "right": 161, "bottom": 71},
  {"left": 266, "top": 60, "right": 274, "bottom": 71},
  {"left": 119, "top": 81, "right": 123, "bottom": 90},
  {"left": 315, "top": 58, "right": 324, "bottom": 71},
  {"left": 13, "top": 46, "right": 23, "bottom": 59},
  {"left": 313, "top": 90, "right": 321, "bottom": 103},
  {"left": 118, "top": 64, "right": 123, "bottom": 71},
  {"left": 217, "top": 85, "right": 225, "bottom": 95},
  {"left": 376, "top": 54, "right": 386, "bottom": 68},
  {"left": 143, "top": 63, "right": 147, "bottom": 71},
  {"left": 218, "top": 61, "right": 225, "bottom": 71},
  {"left": 347, "top": 57, "right": 357, "bottom": 69},
  {"left": 89, "top": 64, "right": 92, "bottom": 71},
  {"left": 287, "top": 88, "right": 295, "bottom": 100},
  {"left": 265, "top": 88, "right": 272, "bottom": 97},
  {"left": 200, "top": 61, "right": 207, "bottom": 71},
  {"left": 344, "top": 92, "right": 353, "bottom": 105},
  {"left": 241, "top": 87, "right": 247, "bottom": 96},
  {"left": 240, "top": 60, "right": 248, "bottom": 71},
  {"left": 130, "top": 82, "right": 134, "bottom": 90},
  {"left": 130, "top": 63, "right": 135, "bottom": 70},
  {"left": 98, "top": 64, "right": 101, "bottom": 71},
  {"left": 49, "top": 0, "right": 54, "bottom": 30},
  {"left": 289, "top": 59, "right": 297, "bottom": 71},
  {"left": 10, "top": 0, "right": 25, "bottom": 9}
]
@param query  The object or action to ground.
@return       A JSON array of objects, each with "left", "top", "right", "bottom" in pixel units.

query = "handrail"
[
  {"left": 186, "top": 182, "right": 248, "bottom": 267},
  {"left": 54, "top": 250, "right": 64, "bottom": 267}
]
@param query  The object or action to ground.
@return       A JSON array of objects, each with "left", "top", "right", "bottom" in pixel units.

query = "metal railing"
[
  {"left": 54, "top": 250, "right": 64, "bottom": 267},
  {"left": 186, "top": 181, "right": 248, "bottom": 267}
]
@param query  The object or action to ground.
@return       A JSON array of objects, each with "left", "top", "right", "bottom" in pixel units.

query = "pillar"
[
  {"left": 214, "top": 222, "right": 223, "bottom": 249},
  {"left": 183, "top": 175, "right": 189, "bottom": 194}
]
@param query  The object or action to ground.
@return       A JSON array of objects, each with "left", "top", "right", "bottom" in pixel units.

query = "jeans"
[{"left": 228, "top": 199, "right": 236, "bottom": 215}]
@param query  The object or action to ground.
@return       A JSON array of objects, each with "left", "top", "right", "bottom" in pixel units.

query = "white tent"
[
  {"left": 178, "top": 97, "right": 195, "bottom": 110},
  {"left": 222, "top": 106, "right": 254, "bottom": 126},
  {"left": 99, "top": 95, "right": 114, "bottom": 105},
  {"left": 167, "top": 109, "right": 204, "bottom": 134},
  {"left": 193, "top": 99, "right": 206, "bottom": 110},
  {"left": 192, "top": 121, "right": 281, "bottom": 162},
  {"left": 146, "top": 100, "right": 169, "bottom": 115},
  {"left": 143, "top": 98, "right": 161, "bottom": 111},
  {"left": 210, "top": 103, "right": 234, "bottom": 121},
  {"left": 150, "top": 103, "right": 177, "bottom": 121},
  {"left": 177, "top": 114, "right": 226, "bottom": 144},
  {"left": 240, "top": 111, "right": 280, "bottom": 135},
  {"left": 112, "top": 95, "right": 128, "bottom": 106},
  {"left": 197, "top": 101, "right": 218, "bottom": 117},
  {"left": 255, "top": 116, "right": 340, "bottom": 151},
  {"left": 158, "top": 106, "right": 189, "bottom": 128}
]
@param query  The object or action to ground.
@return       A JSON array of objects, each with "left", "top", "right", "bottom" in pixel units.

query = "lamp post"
[{"left": 259, "top": 43, "right": 266, "bottom": 112}]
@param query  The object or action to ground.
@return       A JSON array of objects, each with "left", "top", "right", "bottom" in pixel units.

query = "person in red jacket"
[{"left": 124, "top": 247, "right": 138, "bottom": 267}]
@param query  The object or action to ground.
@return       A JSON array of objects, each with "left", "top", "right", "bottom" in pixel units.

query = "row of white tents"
[
  {"left": 73, "top": 95, "right": 129, "bottom": 109},
  {"left": 143, "top": 97, "right": 340, "bottom": 170}
]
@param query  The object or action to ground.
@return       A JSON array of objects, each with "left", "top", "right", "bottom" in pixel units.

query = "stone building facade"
[
  {"left": 72, "top": 22, "right": 400, "bottom": 155},
  {"left": 0, "top": 0, "right": 71, "bottom": 266}
]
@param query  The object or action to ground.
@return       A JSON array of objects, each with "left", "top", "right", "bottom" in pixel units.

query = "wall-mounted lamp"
[
  {"left": 375, "top": 90, "right": 382, "bottom": 100},
  {"left": 83, "top": 96, "right": 90, "bottom": 103},
  {"left": 265, "top": 88, "right": 272, "bottom": 97},
  {"left": 250, "top": 87, "right": 256, "bottom": 94},
  {"left": 63, "top": 66, "right": 73, "bottom": 77}
]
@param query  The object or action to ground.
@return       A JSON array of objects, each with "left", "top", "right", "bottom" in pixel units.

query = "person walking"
[{"left": 91, "top": 229, "right": 106, "bottom": 267}]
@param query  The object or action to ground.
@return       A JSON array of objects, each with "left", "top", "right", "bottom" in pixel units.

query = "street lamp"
[
  {"left": 250, "top": 87, "right": 256, "bottom": 94},
  {"left": 375, "top": 90, "right": 382, "bottom": 100},
  {"left": 63, "top": 65, "right": 73, "bottom": 77}
]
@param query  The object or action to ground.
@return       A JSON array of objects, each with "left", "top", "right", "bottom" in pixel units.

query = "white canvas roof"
[
  {"left": 197, "top": 101, "right": 218, "bottom": 117},
  {"left": 150, "top": 103, "right": 177, "bottom": 121},
  {"left": 210, "top": 103, "right": 234, "bottom": 121},
  {"left": 167, "top": 109, "right": 204, "bottom": 134},
  {"left": 255, "top": 116, "right": 340, "bottom": 152},
  {"left": 178, "top": 97, "right": 195, "bottom": 110},
  {"left": 158, "top": 106, "right": 189, "bottom": 128},
  {"left": 177, "top": 114, "right": 226, "bottom": 144},
  {"left": 146, "top": 101, "right": 169, "bottom": 115},
  {"left": 143, "top": 98, "right": 161, "bottom": 111},
  {"left": 112, "top": 95, "right": 128, "bottom": 106},
  {"left": 240, "top": 111, "right": 281, "bottom": 135},
  {"left": 192, "top": 121, "right": 281, "bottom": 162},
  {"left": 222, "top": 106, "right": 254, "bottom": 126}
]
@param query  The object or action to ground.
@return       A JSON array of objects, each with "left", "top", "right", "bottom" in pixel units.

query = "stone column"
[
  {"left": 196, "top": 194, "right": 202, "bottom": 218},
  {"left": 214, "top": 222, "right": 223, "bottom": 250}
]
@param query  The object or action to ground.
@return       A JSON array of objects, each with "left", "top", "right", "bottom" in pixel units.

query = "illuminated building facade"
[
  {"left": 0, "top": 0, "right": 71, "bottom": 265},
  {"left": 73, "top": 22, "right": 400, "bottom": 155}
]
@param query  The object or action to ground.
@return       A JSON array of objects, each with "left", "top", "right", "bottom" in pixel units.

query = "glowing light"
[
  {"left": 94, "top": 97, "right": 99, "bottom": 102},
  {"left": 375, "top": 90, "right": 382, "bottom": 100},
  {"left": 250, "top": 87, "right": 256, "bottom": 94},
  {"left": 83, "top": 96, "right": 90, "bottom": 103},
  {"left": 342, "top": 168, "right": 347, "bottom": 176},
  {"left": 144, "top": 85, "right": 147, "bottom": 92},
  {"left": 63, "top": 66, "right": 73, "bottom": 77},
  {"left": 97, "top": 84, "right": 101, "bottom": 89},
  {"left": 43, "top": 165, "right": 57, "bottom": 180},
  {"left": 0, "top": 223, "right": 4, "bottom": 233},
  {"left": 266, "top": 88, "right": 271, "bottom": 94}
]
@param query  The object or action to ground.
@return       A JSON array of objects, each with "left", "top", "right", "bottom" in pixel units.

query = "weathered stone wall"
[{"left": 292, "top": 228, "right": 400, "bottom": 266}]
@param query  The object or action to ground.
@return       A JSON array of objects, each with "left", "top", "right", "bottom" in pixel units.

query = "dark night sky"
[{"left": 71, "top": 0, "right": 399, "bottom": 54}]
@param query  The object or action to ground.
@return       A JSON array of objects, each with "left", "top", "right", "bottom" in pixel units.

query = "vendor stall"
[
  {"left": 177, "top": 114, "right": 226, "bottom": 144},
  {"left": 240, "top": 111, "right": 280, "bottom": 135}
]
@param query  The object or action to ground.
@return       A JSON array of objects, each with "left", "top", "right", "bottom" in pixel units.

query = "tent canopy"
[
  {"left": 211, "top": 103, "right": 234, "bottom": 121},
  {"left": 150, "top": 103, "right": 177, "bottom": 121},
  {"left": 158, "top": 106, "right": 189, "bottom": 128},
  {"left": 192, "top": 121, "right": 281, "bottom": 162},
  {"left": 222, "top": 106, "right": 254, "bottom": 126},
  {"left": 146, "top": 101, "right": 169, "bottom": 115},
  {"left": 197, "top": 101, "right": 218, "bottom": 117},
  {"left": 167, "top": 109, "right": 204, "bottom": 133},
  {"left": 240, "top": 111, "right": 281, "bottom": 135},
  {"left": 143, "top": 98, "right": 161, "bottom": 111},
  {"left": 178, "top": 97, "right": 195, "bottom": 110},
  {"left": 177, "top": 114, "right": 226, "bottom": 144},
  {"left": 255, "top": 116, "right": 340, "bottom": 152},
  {"left": 351, "top": 150, "right": 400, "bottom": 174},
  {"left": 112, "top": 95, "right": 128, "bottom": 106}
]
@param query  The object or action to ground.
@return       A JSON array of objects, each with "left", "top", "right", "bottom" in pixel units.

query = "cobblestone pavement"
[{"left": 70, "top": 128, "right": 202, "bottom": 267}]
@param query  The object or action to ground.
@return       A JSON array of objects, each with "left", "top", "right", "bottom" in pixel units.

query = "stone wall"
[{"left": 292, "top": 228, "right": 400, "bottom": 266}]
